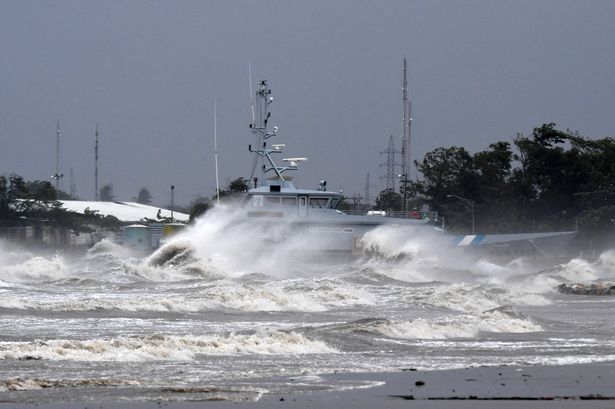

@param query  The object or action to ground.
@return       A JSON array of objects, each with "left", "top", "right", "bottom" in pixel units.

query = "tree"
[
  {"left": 0, "top": 173, "right": 125, "bottom": 238},
  {"left": 0, "top": 175, "right": 10, "bottom": 219},
  {"left": 408, "top": 122, "right": 615, "bottom": 240},
  {"left": 217, "top": 177, "right": 249, "bottom": 201},
  {"left": 7, "top": 173, "right": 28, "bottom": 201},
  {"left": 228, "top": 177, "right": 249, "bottom": 193},
  {"left": 189, "top": 197, "right": 211, "bottom": 222},
  {"left": 99, "top": 184, "right": 115, "bottom": 201},
  {"left": 511, "top": 124, "right": 589, "bottom": 231},
  {"left": 26, "top": 180, "right": 57, "bottom": 202},
  {"left": 375, "top": 188, "right": 402, "bottom": 211},
  {"left": 471, "top": 142, "right": 515, "bottom": 232},
  {"left": 136, "top": 187, "right": 153, "bottom": 205},
  {"left": 409, "top": 146, "right": 477, "bottom": 230}
]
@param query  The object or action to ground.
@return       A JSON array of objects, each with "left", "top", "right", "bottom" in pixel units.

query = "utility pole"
[
  {"left": 350, "top": 194, "right": 363, "bottom": 212},
  {"left": 170, "top": 185, "right": 175, "bottom": 222},
  {"left": 94, "top": 125, "right": 99, "bottom": 201},
  {"left": 364, "top": 172, "right": 371, "bottom": 208}
]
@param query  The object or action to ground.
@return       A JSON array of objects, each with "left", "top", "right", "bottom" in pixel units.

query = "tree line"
[
  {"left": 0, "top": 174, "right": 121, "bottom": 233},
  {"left": 0, "top": 176, "right": 167, "bottom": 232},
  {"left": 374, "top": 123, "right": 615, "bottom": 248},
  {"left": 3, "top": 122, "right": 614, "bottom": 250}
]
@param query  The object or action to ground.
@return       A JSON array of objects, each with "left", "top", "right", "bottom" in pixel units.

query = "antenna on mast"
[
  {"left": 248, "top": 60, "right": 256, "bottom": 125},
  {"left": 52, "top": 122, "right": 63, "bottom": 191},
  {"left": 247, "top": 79, "right": 304, "bottom": 184},
  {"left": 248, "top": 63, "right": 260, "bottom": 183},
  {"left": 401, "top": 57, "right": 411, "bottom": 181},
  {"left": 214, "top": 99, "right": 220, "bottom": 205},
  {"left": 94, "top": 124, "right": 99, "bottom": 201},
  {"left": 400, "top": 58, "right": 412, "bottom": 213}
]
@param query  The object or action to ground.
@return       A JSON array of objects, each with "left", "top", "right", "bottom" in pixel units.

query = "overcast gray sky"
[{"left": 1, "top": 0, "right": 614, "bottom": 206}]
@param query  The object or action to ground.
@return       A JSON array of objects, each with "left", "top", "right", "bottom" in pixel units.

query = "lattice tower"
[{"left": 380, "top": 135, "right": 399, "bottom": 190}]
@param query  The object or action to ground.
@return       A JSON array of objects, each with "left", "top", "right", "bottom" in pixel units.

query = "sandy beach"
[{"left": 2, "top": 362, "right": 614, "bottom": 409}]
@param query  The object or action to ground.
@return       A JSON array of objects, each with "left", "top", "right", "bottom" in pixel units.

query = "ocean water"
[{"left": 1, "top": 206, "right": 615, "bottom": 403}]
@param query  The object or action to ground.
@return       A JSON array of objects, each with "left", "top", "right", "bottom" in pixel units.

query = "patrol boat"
[{"left": 241, "top": 79, "right": 442, "bottom": 257}]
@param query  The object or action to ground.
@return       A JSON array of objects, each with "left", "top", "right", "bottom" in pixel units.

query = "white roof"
[{"left": 58, "top": 200, "right": 189, "bottom": 222}]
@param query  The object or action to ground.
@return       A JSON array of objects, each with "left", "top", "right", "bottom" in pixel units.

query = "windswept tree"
[
  {"left": 217, "top": 177, "right": 249, "bottom": 201},
  {"left": 189, "top": 196, "right": 211, "bottom": 222},
  {"left": 227, "top": 177, "right": 249, "bottom": 194}
]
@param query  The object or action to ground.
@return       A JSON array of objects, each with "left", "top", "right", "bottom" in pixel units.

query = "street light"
[
  {"left": 447, "top": 194, "right": 475, "bottom": 234},
  {"left": 170, "top": 185, "right": 175, "bottom": 222}
]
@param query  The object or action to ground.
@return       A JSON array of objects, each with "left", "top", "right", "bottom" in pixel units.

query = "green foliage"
[
  {"left": 0, "top": 174, "right": 121, "bottom": 234},
  {"left": 228, "top": 177, "right": 249, "bottom": 193},
  {"left": 217, "top": 177, "right": 249, "bottom": 201},
  {"left": 411, "top": 123, "right": 615, "bottom": 249},
  {"left": 1, "top": 174, "right": 58, "bottom": 218},
  {"left": 375, "top": 188, "right": 402, "bottom": 211},
  {"left": 56, "top": 189, "right": 74, "bottom": 200}
]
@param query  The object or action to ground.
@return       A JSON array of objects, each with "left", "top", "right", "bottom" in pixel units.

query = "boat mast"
[
  {"left": 248, "top": 80, "right": 285, "bottom": 183},
  {"left": 248, "top": 80, "right": 306, "bottom": 186},
  {"left": 255, "top": 80, "right": 271, "bottom": 182}
]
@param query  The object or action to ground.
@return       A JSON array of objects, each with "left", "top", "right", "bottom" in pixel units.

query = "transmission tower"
[{"left": 380, "top": 135, "right": 399, "bottom": 190}]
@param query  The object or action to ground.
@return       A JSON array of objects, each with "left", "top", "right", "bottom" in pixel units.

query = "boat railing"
[{"left": 343, "top": 209, "right": 439, "bottom": 221}]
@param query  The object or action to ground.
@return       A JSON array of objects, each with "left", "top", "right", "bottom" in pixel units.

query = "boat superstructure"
[{"left": 242, "top": 79, "right": 440, "bottom": 257}]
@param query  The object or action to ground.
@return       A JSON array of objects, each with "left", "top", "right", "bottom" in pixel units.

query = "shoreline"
[{"left": 2, "top": 361, "right": 614, "bottom": 409}]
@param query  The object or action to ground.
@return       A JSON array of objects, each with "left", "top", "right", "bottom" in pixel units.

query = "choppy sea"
[{"left": 1, "top": 206, "right": 615, "bottom": 403}]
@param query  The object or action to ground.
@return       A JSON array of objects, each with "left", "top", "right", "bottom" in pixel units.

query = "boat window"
[
  {"left": 331, "top": 198, "right": 340, "bottom": 209},
  {"left": 281, "top": 197, "right": 297, "bottom": 206},
  {"left": 252, "top": 195, "right": 264, "bottom": 207},
  {"left": 310, "top": 197, "right": 329, "bottom": 208},
  {"left": 265, "top": 196, "right": 280, "bottom": 204}
]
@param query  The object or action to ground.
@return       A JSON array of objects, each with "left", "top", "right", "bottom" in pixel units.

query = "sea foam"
[{"left": 0, "top": 330, "right": 336, "bottom": 362}]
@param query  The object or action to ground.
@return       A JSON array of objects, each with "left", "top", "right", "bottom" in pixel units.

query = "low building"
[{"left": 57, "top": 200, "right": 189, "bottom": 250}]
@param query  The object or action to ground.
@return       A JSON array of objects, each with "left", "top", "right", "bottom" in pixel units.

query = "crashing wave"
[{"left": 0, "top": 330, "right": 337, "bottom": 362}]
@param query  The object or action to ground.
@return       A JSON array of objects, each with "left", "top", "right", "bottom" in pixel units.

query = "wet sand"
[{"left": 2, "top": 362, "right": 614, "bottom": 409}]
